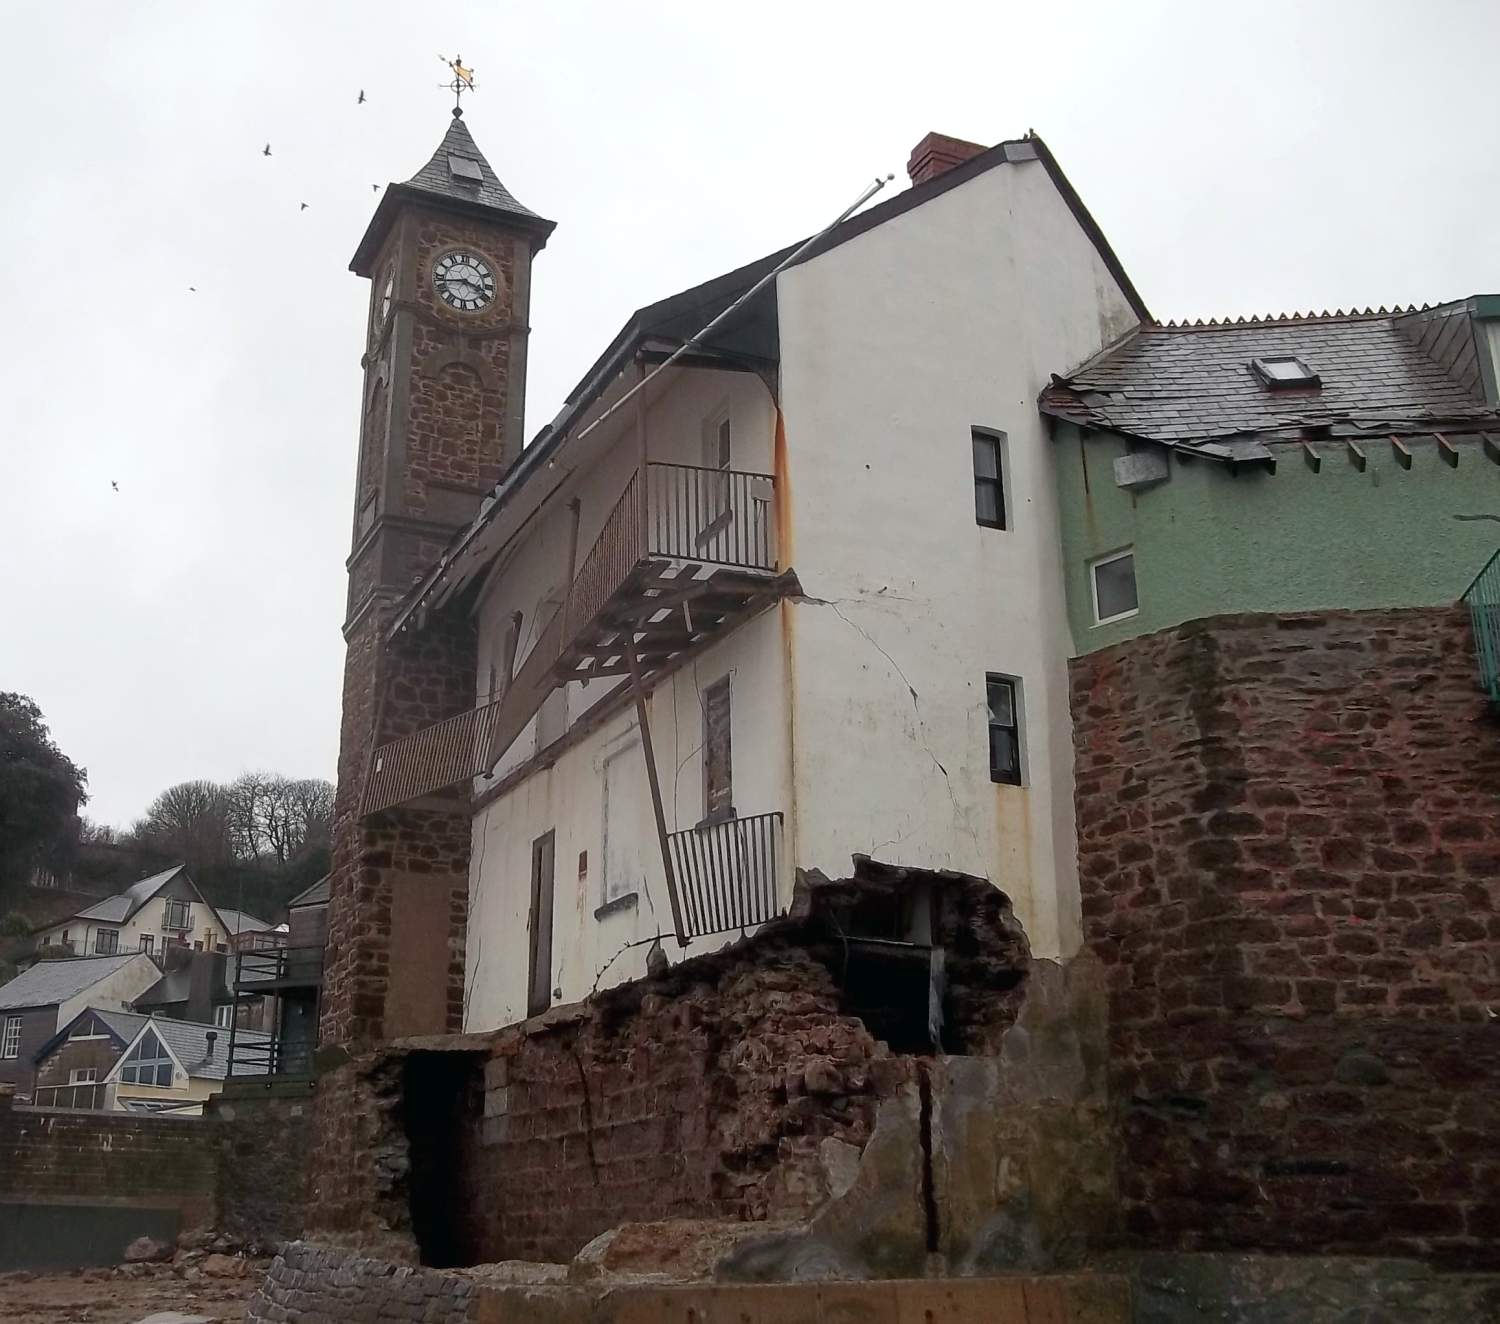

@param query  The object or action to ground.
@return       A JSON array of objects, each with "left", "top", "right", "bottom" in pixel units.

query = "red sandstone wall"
[
  {"left": 478, "top": 946, "right": 904, "bottom": 1263},
  {"left": 1072, "top": 607, "right": 1500, "bottom": 1269}
]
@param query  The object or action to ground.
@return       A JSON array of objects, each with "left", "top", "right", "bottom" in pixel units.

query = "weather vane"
[{"left": 439, "top": 54, "right": 476, "bottom": 117}]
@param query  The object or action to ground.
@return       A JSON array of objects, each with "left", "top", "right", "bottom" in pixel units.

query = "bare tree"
[
  {"left": 133, "top": 780, "right": 231, "bottom": 872},
  {"left": 224, "top": 772, "right": 272, "bottom": 861}
]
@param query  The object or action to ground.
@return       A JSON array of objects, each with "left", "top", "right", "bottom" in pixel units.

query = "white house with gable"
[
  {"left": 365, "top": 131, "right": 1145, "bottom": 1030},
  {"left": 33, "top": 866, "right": 254, "bottom": 963}
]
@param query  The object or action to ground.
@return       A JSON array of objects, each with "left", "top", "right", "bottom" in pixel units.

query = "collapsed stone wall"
[
  {"left": 1072, "top": 606, "right": 1500, "bottom": 1268},
  {"left": 300, "top": 865, "right": 1117, "bottom": 1275}
]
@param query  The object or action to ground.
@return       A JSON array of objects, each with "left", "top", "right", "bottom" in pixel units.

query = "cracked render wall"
[
  {"left": 775, "top": 152, "right": 1141, "bottom": 962},
  {"left": 1072, "top": 606, "right": 1500, "bottom": 1268}
]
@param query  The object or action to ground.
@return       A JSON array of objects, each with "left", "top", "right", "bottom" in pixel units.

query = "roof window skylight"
[
  {"left": 448, "top": 154, "right": 484, "bottom": 184},
  {"left": 1251, "top": 355, "right": 1321, "bottom": 389}
]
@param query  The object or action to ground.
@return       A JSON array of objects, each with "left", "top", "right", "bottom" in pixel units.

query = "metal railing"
[
  {"left": 363, "top": 461, "right": 778, "bottom": 815},
  {"left": 227, "top": 1033, "right": 313, "bottom": 1080},
  {"left": 363, "top": 695, "right": 509, "bottom": 813},
  {"left": 233, "top": 944, "right": 325, "bottom": 990},
  {"left": 668, "top": 811, "right": 784, "bottom": 939},
  {"left": 1463, "top": 548, "right": 1500, "bottom": 705},
  {"left": 644, "top": 462, "right": 775, "bottom": 572},
  {"left": 565, "top": 475, "right": 644, "bottom": 639},
  {"left": 32, "top": 1082, "right": 108, "bottom": 1110}
]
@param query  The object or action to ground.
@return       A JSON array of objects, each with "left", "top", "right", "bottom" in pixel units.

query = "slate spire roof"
[
  {"left": 404, "top": 112, "right": 547, "bottom": 225},
  {"left": 351, "top": 113, "right": 555, "bottom": 274}
]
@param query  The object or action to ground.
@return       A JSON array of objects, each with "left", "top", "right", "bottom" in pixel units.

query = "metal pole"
[
  {"left": 572, "top": 173, "right": 895, "bottom": 450},
  {"left": 624, "top": 633, "right": 687, "bottom": 946}
]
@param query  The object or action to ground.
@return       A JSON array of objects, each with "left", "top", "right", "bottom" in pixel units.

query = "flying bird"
[
  {"left": 111, "top": 481, "right": 119, "bottom": 492},
  {"left": 371, "top": 184, "right": 379, "bottom": 192},
  {"left": 262, "top": 143, "right": 271, "bottom": 157},
  {"left": 357, "top": 89, "right": 366, "bottom": 104},
  {"left": 300, "top": 202, "right": 309, "bottom": 211},
  {"left": 188, "top": 286, "right": 197, "bottom": 292}
]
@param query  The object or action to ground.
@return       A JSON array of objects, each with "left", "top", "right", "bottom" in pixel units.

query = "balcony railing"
[
  {"left": 363, "top": 460, "right": 780, "bottom": 815},
  {"left": 1463, "top": 548, "right": 1500, "bottom": 705},
  {"left": 227, "top": 1033, "right": 312, "bottom": 1080},
  {"left": 668, "top": 811, "right": 784, "bottom": 940},
  {"left": 233, "top": 944, "right": 325, "bottom": 991},
  {"left": 32, "top": 1082, "right": 108, "bottom": 1111}
]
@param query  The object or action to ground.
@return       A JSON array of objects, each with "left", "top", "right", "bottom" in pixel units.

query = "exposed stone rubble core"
[
  {"left": 301, "top": 864, "right": 1116, "bottom": 1279},
  {"left": 1072, "top": 606, "right": 1500, "bottom": 1269},
  {"left": 245, "top": 1241, "right": 1135, "bottom": 1324}
]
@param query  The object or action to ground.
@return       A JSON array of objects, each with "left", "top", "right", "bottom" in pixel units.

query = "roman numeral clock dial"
[{"left": 433, "top": 251, "right": 496, "bottom": 312}]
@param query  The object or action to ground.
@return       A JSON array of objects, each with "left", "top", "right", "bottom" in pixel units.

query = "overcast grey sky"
[{"left": 2, "top": 1, "right": 1497, "bottom": 829}]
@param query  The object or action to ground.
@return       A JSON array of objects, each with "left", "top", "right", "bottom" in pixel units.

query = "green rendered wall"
[{"left": 1054, "top": 425, "right": 1500, "bottom": 653}]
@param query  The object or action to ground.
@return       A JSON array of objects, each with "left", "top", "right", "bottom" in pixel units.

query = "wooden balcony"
[{"left": 363, "top": 461, "right": 790, "bottom": 814}]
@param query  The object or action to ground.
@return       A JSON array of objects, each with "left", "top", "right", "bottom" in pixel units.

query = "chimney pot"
[{"left": 907, "top": 132, "right": 988, "bottom": 187}]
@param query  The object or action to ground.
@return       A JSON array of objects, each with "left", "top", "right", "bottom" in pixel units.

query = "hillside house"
[
  {"left": 0, "top": 953, "right": 160, "bottom": 1094},
  {"left": 32, "top": 866, "right": 266, "bottom": 963}
]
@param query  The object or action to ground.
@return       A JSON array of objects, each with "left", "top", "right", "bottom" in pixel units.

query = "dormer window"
[
  {"left": 1251, "top": 356, "right": 1320, "bottom": 389},
  {"left": 447, "top": 154, "right": 483, "bottom": 184}
]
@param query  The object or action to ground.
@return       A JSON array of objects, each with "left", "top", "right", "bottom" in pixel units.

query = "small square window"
[
  {"left": 986, "top": 675, "right": 1023, "bottom": 786},
  {"left": 1091, "top": 550, "right": 1139, "bottom": 625},
  {"left": 972, "top": 429, "right": 1008, "bottom": 530},
  {"left": 94, "top": 929, "right": 119, "bottom": 955},
  {"left": 1250, "top": 356, "right": 1320, "bottom": 389}
]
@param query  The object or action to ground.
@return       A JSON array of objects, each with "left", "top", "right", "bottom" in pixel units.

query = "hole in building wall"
[
  {"left": 814, "top": 866, "right": 1029, "bottom": 1057},
  {"left": 401, "top": 1050, "right": 485, "bottom": 1268}
]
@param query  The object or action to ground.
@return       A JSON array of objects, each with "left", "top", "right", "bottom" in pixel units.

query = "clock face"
[{"left": 433, "top": 251, "right": 495, "bottom": 312}]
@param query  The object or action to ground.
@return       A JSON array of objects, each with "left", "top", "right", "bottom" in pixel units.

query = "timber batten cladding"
[{"left": 362, "top": 459, "right": 790, "bottom": 815}]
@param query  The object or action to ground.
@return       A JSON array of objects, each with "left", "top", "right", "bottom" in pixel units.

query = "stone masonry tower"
[{"left": 321, "top": 111, "right": 554, "bottom": 1052}]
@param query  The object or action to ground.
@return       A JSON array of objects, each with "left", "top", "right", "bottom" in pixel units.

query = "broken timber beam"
[{"left": 624, "top": 631, "right": 688, "bottom": 947}]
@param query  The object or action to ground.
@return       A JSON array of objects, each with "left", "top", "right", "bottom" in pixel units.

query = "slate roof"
[
  {"left": 0, "top": 954, "right": 146, "bottom": 1010},
  {"left": 215, "top": 907, "right": 271, "bottom": 935},
  {"left": 35, "top": 1006, "right": 152, "bottom": 1063},
  {"left": 1041, "top": 307, "right": 1500, "bottom": 449},
  {"left": 351, "top": 112, "right": 556, "bottom": 273},
  {"left": 286, "top": 875, "right": 330, "bottom": 909},
  {"left": 405, "top": 113, "right": 546, "bottom": 224},
  {"left": 130, "top": 1016, "right": 270, "bottom": 1081},
  {"left": 72, "top": 865, "right": 188, "bottom": 924}
]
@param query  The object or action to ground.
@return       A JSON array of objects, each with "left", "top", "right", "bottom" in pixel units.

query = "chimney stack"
[{"left": 907, "top": 132, "right": 988, "bottom": 187}]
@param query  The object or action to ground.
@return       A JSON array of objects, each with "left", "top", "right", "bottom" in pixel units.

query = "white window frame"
[
  {"left": 1089, "top": 548, "right": 1140, "bottom": 626},
  {"left": 2, "top": 1016, "right": 20, "bottom": 1060},
  {"left": 93, "top": 927, "right": 119, "bottom": 955},
  {"left": 69, "top": 1068, "right": 97, "bottom": 1085},
  {"left": 215, "top": 1004, "right": 234, "bottom": 1029}
]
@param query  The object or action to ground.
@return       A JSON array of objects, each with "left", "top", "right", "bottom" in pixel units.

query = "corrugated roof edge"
[{"left": 388, "top": 132, "right": 1147, "bottom": 639}]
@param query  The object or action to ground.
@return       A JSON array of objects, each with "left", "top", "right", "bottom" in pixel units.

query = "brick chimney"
[
  {"left": 907, "top": 132, "right": 988, "bottom": 187},
  {"left": 187, "top": 950, "right": 225, "bottom": 1025}
]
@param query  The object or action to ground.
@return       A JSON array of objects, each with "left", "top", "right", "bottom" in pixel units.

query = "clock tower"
[{"left": 321, "top": 109, "right": 554, "bottom": 1053}]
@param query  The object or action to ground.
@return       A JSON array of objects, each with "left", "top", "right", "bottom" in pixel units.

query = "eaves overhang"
[{"left": 350, "top": 182, "right": 557, "bottom": 277}]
